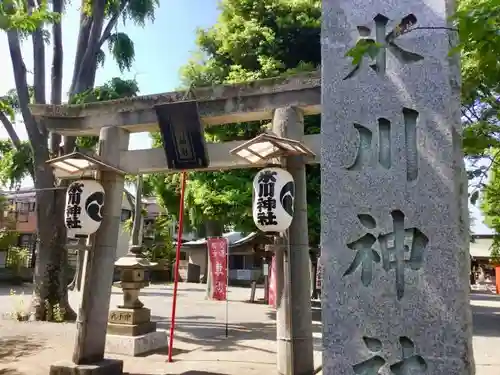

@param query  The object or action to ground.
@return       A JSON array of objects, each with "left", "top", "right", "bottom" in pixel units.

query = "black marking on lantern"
[
  {"left": 85, "top": 191, "right": 104, "bottom": 222},
  {"left": 279, "top": 181, "right": 295, "bottom": 217},
  {"left": 256, "top": 170, "right": 278, "bottom": 227},
  {"left": 66, "top": 182, "right": 84, "bottom": 229}
]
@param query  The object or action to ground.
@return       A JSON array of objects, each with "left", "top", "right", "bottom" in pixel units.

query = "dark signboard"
[{"left": 154, "top": 101, "right": 210, "bottom": 170}]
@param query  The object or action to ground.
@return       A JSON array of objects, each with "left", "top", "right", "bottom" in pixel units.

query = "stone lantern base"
[{"left": 105, "top": 306, "right": 168, "bottom": 356}]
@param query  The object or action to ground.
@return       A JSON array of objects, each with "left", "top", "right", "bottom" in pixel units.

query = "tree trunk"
[
  {"left": 6, "top": 29, "right": 76, "bottom": 321},
  {"left": 31, "top": 167, "right": 76, "bottom": 321}
]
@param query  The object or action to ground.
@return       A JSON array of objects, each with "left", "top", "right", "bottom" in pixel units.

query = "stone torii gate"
[{"left": 30, "top": 71, "right": 321, "bottom": 375}]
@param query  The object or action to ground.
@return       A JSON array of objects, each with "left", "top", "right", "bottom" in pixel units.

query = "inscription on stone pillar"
[
  {"left": 344, "top": 13, "right": 424, "bottom": 80},
  {"left": 109, "top": 311, "right": 133, "bottom": 324},
  {"left": 321, "top": 0, "right": 474, "bottom": 373},
  {"left": 346, "top": 108, "right": 420, "bottom": 182}
]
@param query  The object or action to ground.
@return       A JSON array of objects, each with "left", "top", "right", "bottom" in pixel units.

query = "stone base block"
[
  {"left": 49, "top": 359, "right": 123, "bottom": 375},
  {"left": 108, "top": 307, "right": 151, "bottom": 325},
  {"left": 105, "top": 330, "right": 168, "bottom": 356},
  {"left": 107, "top": 321, "right": 156, "bottom": 336}
]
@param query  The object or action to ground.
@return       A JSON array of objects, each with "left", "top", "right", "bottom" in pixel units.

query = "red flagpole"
[{"left": 168, "top": 171, "right": 187, "bottom": 363}]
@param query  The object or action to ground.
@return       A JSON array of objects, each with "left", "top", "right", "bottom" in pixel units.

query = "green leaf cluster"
[
  {"left": 0, "top": 140, "right": 33, "bottom": 188},
  {"left": 0, "top": 0, "right": 60, "bottom": 32},
  {"left": 144, "top": 214, "right": 175, "bottom": 262},
  {"left": 72, "top": 78, "right": 139, "bottom": 149},
  {"left": 147, "top": 0, "right": 322, "bottom": 245},
  {"left": 457, "top": 0, "right": 500, "bottom": 250},
  {"left": 0, "top": 78, "right": 139, "bottom": 182},
  {"left": 346, "top": 40, "right": 382, "bottom": 66}
]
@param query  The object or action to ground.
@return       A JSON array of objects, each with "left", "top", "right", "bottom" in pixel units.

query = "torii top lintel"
[{"left": 29, "top": 71, "right": 321, "bottom": 137}]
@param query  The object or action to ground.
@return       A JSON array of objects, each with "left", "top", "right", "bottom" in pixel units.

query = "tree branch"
[
  {"left": 412, "top": 26, "right": 458, "bottom": 32},
  {"left": 69, "top": 16, "right": 94, "bottom": 95},
  {"left": 6, "top": 30, "right": 45, "bottom": 146},
  {"left": 29, "top": 0, "right": 46, "bottom": 106},
  {"left": 98, "top": 0, "right": 129, "bottom": 49},
  {"left": 50, "top": 0, "right": 63, "bottom": 155},
  {"left": 72, "top": 0, "right": 107, "bottom": 95},
  {"left": 461, "top": 107, "right": 474, "bottom": 125},
  {"left": 0, "top": 112, "right": 35, "bottom": 180},
  {"left": 66, "top": 0, "right": 107, "bottom": 154},
  {"left": 0, "top": 112, "right": 22, "bottom": 149}
]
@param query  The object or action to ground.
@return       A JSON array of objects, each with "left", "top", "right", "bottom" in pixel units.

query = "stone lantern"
[
  {"left": 115, "top": 245, "right": 153, "bottom": 310},
  {"left": 105, "top": 244, "right": 168, "bottom": 356}
]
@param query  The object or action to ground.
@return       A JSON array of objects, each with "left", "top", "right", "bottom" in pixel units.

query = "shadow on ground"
[
  {"left": 266, "top": 308, "right": 322, "bottom": 323},
  {"left": 111, "top": 289, "right": 183, "bottom": 298},
  {"left": 154, "top": 315, "right": 276, "bottom": 354},
  {"left": 153, "top": 310, "right": 323, "bottom": 355},
  {"left": 124, "top": 372, "right": 228, "bottom": 375},
  {"left": 0, "top": 336, "right": 45, "bottom": 364},
  {"left": 0, "top": 369, "right": 27, "bottom": 375}
]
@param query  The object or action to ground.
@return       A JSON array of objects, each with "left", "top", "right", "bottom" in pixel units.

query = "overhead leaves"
[
  {"left": 0, "top": 0, "right": 60, "bottom": 31},
  {"left": 71, "top": 78, "right": 140, "bottom": 150},
  {"left": 0, "top": 140, "right": 33, "bottom": 188},
  {"left": 107, "top": 32, "right": 135, "bottom": 72},
  {"left": 147, "top": 0, "right": 322, "bottom": 245}
]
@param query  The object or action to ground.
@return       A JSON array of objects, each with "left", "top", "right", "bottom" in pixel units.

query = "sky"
[{"left": 0, "top": 0, "right": 493, "bottom": 234}]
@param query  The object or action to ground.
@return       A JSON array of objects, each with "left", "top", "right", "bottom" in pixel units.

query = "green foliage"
[
  {"left": 7, "top": 246, "right": 30, "bottom": 273},
  {"left": 144, "top": 215, "right": 175, "bottom": 262},
  {"left": 122, "top": 207, "right": 147, "bottom": 233},
  {"left": 0, "top": 228, "right": 19, "bottom": 250},
  {"left": 70, "top": 77, "right": 139, "bottom": 105},
  {"left": 147, "top": 0, "right": 322, "bottom": 244},
  {"left": 44, "top": 300, "right": 65, "bottom": 322},
  {"left": 346, "top": 40, "right": 382, "bottom": 66},
  {"left": 0, "top": 0, "right": 60, "bottom": 32},
  {"left": 74, "top": 78, "right": 140, "bottom": 150},
  {"left": 108, "top": 32, "right": 135, "bottom": 71},
  {"left": 459, "top": 0, "right": 500, "bottom": 238},
  {"left": 0, "top": 100, "right": 15, "bottom": 120},
  {"left": 453, "top": 0, "right": 500, "bottom": 104},
  {"left": 0, "top": 140, "right": 33, "bottom": 188},
  {"left": 0, "top": 78, "right": 139, "bottom": 184},
  {"left": 479, "top": 149, "right": 500, "bottom": 260}
]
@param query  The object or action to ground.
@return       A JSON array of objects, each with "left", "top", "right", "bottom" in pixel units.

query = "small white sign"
[{"left": 263, "top": 263, "right": 269, "bottom": 276}]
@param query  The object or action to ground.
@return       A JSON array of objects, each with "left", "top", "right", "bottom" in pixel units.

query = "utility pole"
[{"left": 272, "top": 107, "right": 314, "bottom": 375}]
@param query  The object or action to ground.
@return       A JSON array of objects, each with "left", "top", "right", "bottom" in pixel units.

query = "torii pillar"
[
  {"left": 273, "top": 106, "right": 314, "bottom": 375},
  {"left": 50, "top": 126, "right": 129, "bottom": 375}
]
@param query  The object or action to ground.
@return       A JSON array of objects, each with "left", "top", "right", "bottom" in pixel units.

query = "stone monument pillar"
[
  {"left": 106, "top": 245, "right": 168, "bottom": 356},
  {"left": 321, "top": 1, "right": 474, "bottom": 375},
  {"left": 272, "top": 107, "right": 314, "bottom": 375}
]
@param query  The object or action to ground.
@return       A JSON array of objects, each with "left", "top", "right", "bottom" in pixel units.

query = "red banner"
[
  {"left": 208, "top": 237, "right": 228, "bottom": 301},
  {"left": 268, "top": 254, "right": 277, "bottom": 308}
]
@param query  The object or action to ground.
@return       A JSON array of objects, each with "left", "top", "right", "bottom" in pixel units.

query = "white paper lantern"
[
  {"left": 252, "top": 167, "right": 295, "bottom": 232},
  {"left": 65, "top": 179, "right": 105, "bottom": 237}
]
